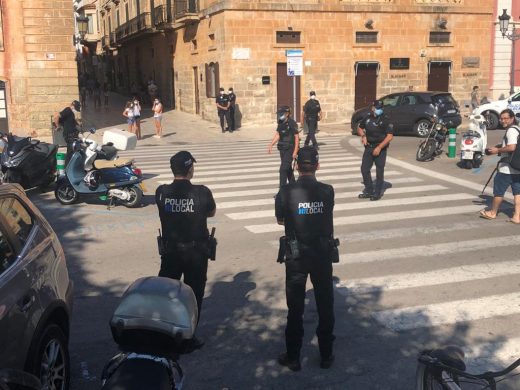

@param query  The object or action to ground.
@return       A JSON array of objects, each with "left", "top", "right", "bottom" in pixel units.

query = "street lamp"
[
  {"left": 498, "top": 9, "right": 520, "bottom": 95},
  {"left": 74, "top": 15, "right": 89, "bottom": 44}
]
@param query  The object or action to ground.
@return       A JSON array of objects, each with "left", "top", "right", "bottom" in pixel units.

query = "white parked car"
[{"left": 472, "top": 91, "right": 520, "bottom": 130}]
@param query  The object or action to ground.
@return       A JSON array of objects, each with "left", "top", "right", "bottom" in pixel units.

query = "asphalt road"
[{"left": 29, "top": 129, "right": 520, "bottom": 390}]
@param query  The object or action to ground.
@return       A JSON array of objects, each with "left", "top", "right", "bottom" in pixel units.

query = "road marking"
[
  {"left": 338, "top": 234, "right": 520, "bottom": 265},
  {"left": 464, "top": 337, "right": 520, "bottom": 372},
  {"left": 372, "top": 292, "right": 520, "bottom": 331},
  {"left": 338, "top": 259, "right": 520, "bottom": 294},
  {"left": 226, "top": 192, "right": 468, "bottom": 220},
  {"left": 212, "top": 177, "right": 424, "bottom": 199},
  {"left": 158, "top": 170, "right": 403, "bottom": 187},
  {"left": 245, "top": 205, "right": 482, "bottom": 233}
]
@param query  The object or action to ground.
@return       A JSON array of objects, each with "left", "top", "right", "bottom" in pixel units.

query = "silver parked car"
[{"left": 0, "top": 183, "right": 73, "bottom": 390}]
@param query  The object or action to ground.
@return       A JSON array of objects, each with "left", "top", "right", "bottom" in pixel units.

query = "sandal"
[{"left": 479, "top": 210, "right": 496, "bottom": 220}]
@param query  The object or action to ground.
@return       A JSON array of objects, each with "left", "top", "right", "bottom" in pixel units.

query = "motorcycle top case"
[
  {"left": 110, "top": 277, "right": 198, "bottom": 355},
  {"left": 102, "top": 128, "right": 137, "bottom": 151}
]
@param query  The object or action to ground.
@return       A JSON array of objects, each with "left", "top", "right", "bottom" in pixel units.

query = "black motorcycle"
[
  {"left": 0, "top": 132, "right": 58, "bottom": 189},
  {"left": 415, "top": 117, "right": 451, "bottom": 162}
]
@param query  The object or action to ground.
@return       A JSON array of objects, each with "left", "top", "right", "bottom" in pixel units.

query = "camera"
[{"left": 485, "top": 148, "right": 492, "bottom": 156}]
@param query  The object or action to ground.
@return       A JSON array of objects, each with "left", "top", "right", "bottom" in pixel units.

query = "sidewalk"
[{"left": 45, "top": 92, "right": 348, "bottom": 147}]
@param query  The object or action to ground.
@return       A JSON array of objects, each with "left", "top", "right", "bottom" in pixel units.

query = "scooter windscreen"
[{"left": 6, "top": 134, "right": 31, "bottom": 157}]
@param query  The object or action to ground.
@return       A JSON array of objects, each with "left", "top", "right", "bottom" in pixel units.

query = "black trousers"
[
  {"left": 218, "top": 110, "right": 231, "bottom": 131},
  {"left": 159, "top": 247, "right": 209, "bottom": 323},
  {"left": 229, "top": 106, "right": 235, "bottom": 130},
  {"left": 285, "top": 253, "right": 335, "bottom": 360},
  {"left": 304, "top": 118, "right": 318, "bottom": 148},
  {"left": 279, "top": 148, "right": 295, "bottom": 188},
  {"left": 361, "top": 145, "right": 388, "bottom": 195}
]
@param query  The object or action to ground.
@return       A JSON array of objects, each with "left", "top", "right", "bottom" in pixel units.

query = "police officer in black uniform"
[
  {"left": 357, "top": 100, "right": 394, "bottom": 201},
  {"left": 302, "top": 91, "right": 322, "bottom": 149},
  {"left": 155, "top": 151, "right": 216, "bottom": 335},
  {"left": 275, "top": 146, "right": 336, "bottom": 371},
  {"left": 216, "top": 87, "right": 231, "bottom": 133},
  {"left": 228, "top": 87, "right": 237, "bottom": 131},
  {"left": 268, "top": 106, "right": 300, "bottom": 188}
]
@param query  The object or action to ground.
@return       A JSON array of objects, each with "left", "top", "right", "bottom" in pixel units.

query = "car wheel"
[
  {"left": 55, "top": 181, "right": 78, "bottom": 205},
  {"left": 26, "top": 324, "right": 70, "bottom": 390},
  {"left": 414, "top": 119, "right": 431, "bottom": 138},
  {"left": 483, "top": 111, "right": 499, "bottom": 130}
]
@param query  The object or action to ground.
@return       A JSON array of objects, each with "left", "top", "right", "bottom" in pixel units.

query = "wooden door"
[
  {"left": 193, "top": 66, "right": 199, "bottom": 114},
  {"left": 354, "top": 63, "right": 378, "bottom": 110},
  {"left": 276, "top": 63, "right": 301, "bottom": 122},
  {"left": 428, "top": 62, "right": 450, "bottom": 92}
]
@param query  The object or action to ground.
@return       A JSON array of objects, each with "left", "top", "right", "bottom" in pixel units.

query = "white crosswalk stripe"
[{"left": 122, "top": 136, "right": 520, "bottom": 370}]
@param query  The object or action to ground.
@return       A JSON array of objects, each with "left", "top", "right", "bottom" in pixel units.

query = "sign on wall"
[
  {"left": 286, "top": 49, "right": 303, "bottom": 76},
  {"left": 390, "top": 58, "right": 410, "bottom": 70},
  {"left": 232, "top": 48, "right": 251, "bottom": 60}
]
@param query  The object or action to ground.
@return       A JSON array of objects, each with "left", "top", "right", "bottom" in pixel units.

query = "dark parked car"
[
  {"left": 0, "top": 183, "right": 73, "bottom": 390},
  {"left": 350, "top": 91, "right": 462, "bottom": 137}
]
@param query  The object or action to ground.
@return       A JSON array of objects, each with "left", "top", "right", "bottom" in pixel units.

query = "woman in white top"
[
  {"left": 132, "top": 96, "right": 142, "bottom": 139},
  {"left": 152, "top": 98, "right": 163, "bottom": 138},
  {"left": 122, "top": 101, "right": 135, "bottom": 134}
]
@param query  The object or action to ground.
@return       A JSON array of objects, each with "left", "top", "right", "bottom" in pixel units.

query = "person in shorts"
[{"left": 122, "top": 101, "right": 136, "bottom": 134}]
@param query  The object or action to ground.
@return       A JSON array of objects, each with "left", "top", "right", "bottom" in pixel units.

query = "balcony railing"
[
  {"left": 114, "top": 12, "right": 153, "bottom": 42},
  {"left": 154, "top": 5, "right": 175, "bottom": 27},
  {"left": 174, "top": 0, "right": 199, "bottom": 19}
]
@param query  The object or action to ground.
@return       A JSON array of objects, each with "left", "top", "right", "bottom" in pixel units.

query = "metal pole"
[
  {"left": 292, "top": 76, "right": 297, "bottom": 122},
  {"left": 511, "top": 25, "right": 516, "bottom": 95}
]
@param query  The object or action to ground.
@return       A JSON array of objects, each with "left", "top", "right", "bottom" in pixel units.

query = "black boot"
[{"left": 278, "top": 352, "right": 301, "bottom": 371}]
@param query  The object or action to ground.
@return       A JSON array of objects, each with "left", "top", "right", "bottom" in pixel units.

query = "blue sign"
[{"left": 286, "top": 49, "right": 303, "bottom": 57}]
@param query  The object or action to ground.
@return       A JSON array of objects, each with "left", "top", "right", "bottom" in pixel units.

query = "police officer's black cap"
[
  {"left": 279, "top": 105, "right": 290, "bottom": 113},
  {"left": 310, "top": 91, "right": 316, "bottom": 96},
  {"left": 372, "top": 100, "right": 383, "bottom": 109},
  {"left": 170, "top": 151, "right": 197, "bottom": 172},
  {"left": 72, "top": 100, "right": 81, "bottom": 111},
  {"left": 297, "top": 146, "right": 319, "bottom": 165},
  {"left": 219, "top": 87, "right": 224, "bottom": 91}
]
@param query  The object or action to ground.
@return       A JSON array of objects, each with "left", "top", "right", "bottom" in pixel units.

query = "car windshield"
[
  {"left": 432, "top": 94, "right": 457, "bottom": 106},
  {"left": 381, "top": 95, "right": 400, "bottom": 107}
]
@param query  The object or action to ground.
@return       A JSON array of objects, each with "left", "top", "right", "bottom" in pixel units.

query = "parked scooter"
[
  {"left": 101, "top": 277, "right": 200, "bottom": 390},
  {"left": 0, "top": 132, "right": 58, "bottom": 189},
  {"left": 459, "top": 114, "right": 487, "bottom": 169},
  {"left": 54, "top": 132, "right": 144, "bottom": 208}
]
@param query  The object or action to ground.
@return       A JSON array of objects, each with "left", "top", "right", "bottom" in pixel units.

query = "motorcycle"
[
  {"left": 0, "top": 132, "right": 58, "bottom": 189},
  {"left": 416, "top": 115, "right": 452, "bottom": 162},
  {"left": 101, "top": 277, "right": 200, "bottom": 390},
  {"left": 459, "top": 114, "right": 487, "bottom": 169},
  {"left": 54, "top": 131, "right": 145, "bottom": 208}
]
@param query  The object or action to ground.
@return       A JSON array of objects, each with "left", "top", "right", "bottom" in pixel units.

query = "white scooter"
[{"left": 459, "top": 114, "right": 487, "bottom": 169}]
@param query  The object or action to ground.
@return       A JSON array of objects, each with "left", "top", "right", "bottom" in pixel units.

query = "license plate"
[
  {"left": 139, "top": 182, "right": 147, "bottom": 192},
  {"left": 462, "top": 151, "right": 474, "bottom": 159},
  {"left": 447, "top": 109, "right": 456, "bottom": 114}
]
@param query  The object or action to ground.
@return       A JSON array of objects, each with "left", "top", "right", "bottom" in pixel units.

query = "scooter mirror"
[
  {"left": 515, "top": 113, "right": 520, "bottom": 119},
  {"left": 89, "top": 128, "right": 96, "bottom": 134}
]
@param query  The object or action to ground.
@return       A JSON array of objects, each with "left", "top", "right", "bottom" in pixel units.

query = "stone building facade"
[
  {"left": 0, "top": 0, "right": 79, "bottom": 137},
  {"left": 98, "top": 0, "right": 493, "bottom": 126}
]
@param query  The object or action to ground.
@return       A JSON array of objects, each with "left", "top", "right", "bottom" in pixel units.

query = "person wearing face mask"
[
  {"left": 153, "top": 98, "right": 163, "bottom": 138},
  {"left": 132, "top": 96, "right": 142, "bottom": 140},
  {"left": 215, "top": 87, "right": 231, "bottom": 133},
  {"left": 357, "top": 100, "right": 394, "bottom": 201},
  {"left": 227, "top": 87, "right": 237, "bottom": 131},
  {"left": 53, "top": 100, "right": 81, "bottom": 164},
  {"left": 302, "top": 91, "right": 322, "bottom": 149}
]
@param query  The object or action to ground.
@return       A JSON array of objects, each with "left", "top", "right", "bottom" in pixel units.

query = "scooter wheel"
[
  {"left": 55, "top": 182, "right": 79, "bottom": 205},
  {"left": 463, "top": 160, "right": 473, "bottom": 170},
  {"left": 121, "top": 185, "right": 142, "bottom": 208}
]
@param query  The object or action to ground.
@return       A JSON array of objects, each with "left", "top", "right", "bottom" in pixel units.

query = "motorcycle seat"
[{"left": 94, "top": 158, "right": 134, "bottom": 169}]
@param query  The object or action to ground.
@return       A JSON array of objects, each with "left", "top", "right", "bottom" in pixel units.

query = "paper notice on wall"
[
  {"left": 287, "top": 56, "right": 303, "bottom": 76},
  {"left": 232, "top": 48, "right": 250, "bottom": 60}
]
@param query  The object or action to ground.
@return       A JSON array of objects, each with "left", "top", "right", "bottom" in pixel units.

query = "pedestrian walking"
[
  {"left": 153, "top": 97, "right": 163, "bottom": 138},
  {"left": 268, "top": 106, "right": 300, "bottom": 188},
  {"left": 471, "top": 86, "right": 480, "bottom": 110},
  {"left": 132, "top": 96, "right": 142, "bottom": 140},
  {"left": 122, "top": 101, "right": 136, "bottom": 134},
  {"left": 228, "top": 87, "right": 237, "bottom": 131},
  {"left": 103, "top": 83, "right": 109, "bottom": 111},
  {"left": 357, "top": 100, "right": 394, "bottom": 201},
  {"left": 275, "top": 146, "right": 337, "bottom": 371},
  {"left": 53, "top": 100, "right": 81, "bottom": 164},
  {"left": 216, "top": 87, "right": 231, "bottom": 133},
  {"left": 479, "top": 108, "right": 520, "bottom": 223},
  {"left": 93, "top": 80, "right": 102, "bottom": 110},
  {"left": 301, "top": 91, "right": 322, "bottom": 149},
  {"left": 155, "top": 151, "right": 217, "bottom": 349}
]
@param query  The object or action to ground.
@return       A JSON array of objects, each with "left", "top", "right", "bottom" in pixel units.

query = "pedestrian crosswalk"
[{"left": 120, "top": 135, "right": 520, "bottom": 372}]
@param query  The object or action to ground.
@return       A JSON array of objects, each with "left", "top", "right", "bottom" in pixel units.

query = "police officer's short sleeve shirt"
[
  {"left": 275, "top": 176, "right": 334, "bottom": 243},
  {"left": 276, "top": 118, "right": 298, "bottom": 147},
  {"left": 155, "top": 180, "right": 216, "bottom": 242},
  {"left": 216, "top": 94, "right": 230, "bottom": 111},
  {"left": 359, "top": 115, "right": 394, "bottom": 144},
  {"left": 303, "top": 99, "right": 321, "bottom": 120}
]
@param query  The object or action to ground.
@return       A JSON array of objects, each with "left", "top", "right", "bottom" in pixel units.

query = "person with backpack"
[
  {"left": 301, "top": 91, "right": 322, "bottom": 149},
  {"left": 479, "top": 108, "right": 520, "bottom": 224}
]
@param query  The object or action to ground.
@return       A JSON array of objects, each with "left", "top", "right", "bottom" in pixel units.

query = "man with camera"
[
  {"left": 274, "top": 146, "right": 337, "bottom": 371},
  {"left": 480, "top": 108, "right": 520, "bottom": 224},
  {"left": 155, "top": 151, "right": 217, "bottom": 338}
]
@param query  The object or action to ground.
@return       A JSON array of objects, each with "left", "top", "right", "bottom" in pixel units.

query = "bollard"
[
  {"left": 448, "top": 128, "right": 457, "bottom": 158},
  {"left": 56, "top": 152, "right": 66, "bottom": 176}
]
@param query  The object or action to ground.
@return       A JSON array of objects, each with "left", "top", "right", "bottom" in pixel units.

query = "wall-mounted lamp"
[
  {"left": 365, "top": 19, "right": 374, "bottom": 29},
  {"left": 74, "top": 15, "right": 89, "bottom": 44},
  {"left": 437, "top": 17, "right": 448, "bottom": 29}
]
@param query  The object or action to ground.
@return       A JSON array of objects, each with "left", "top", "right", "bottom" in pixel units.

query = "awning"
[
  {"left": 428, "top": 60, "right": 452, "bottom": 75},
  {"left": 354, "top": 61, "right": 380, "bottom": 76}
]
